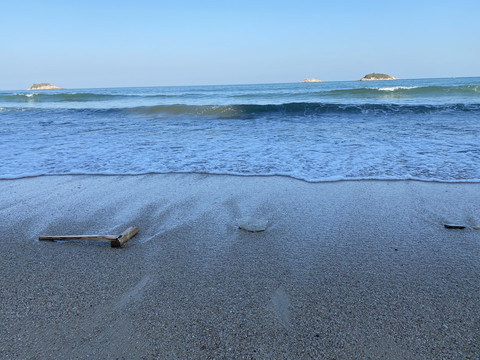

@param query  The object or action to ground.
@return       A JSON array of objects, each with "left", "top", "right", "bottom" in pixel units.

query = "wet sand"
[{"left": 1, "top": 174, "right": 479, "bottom": 359}]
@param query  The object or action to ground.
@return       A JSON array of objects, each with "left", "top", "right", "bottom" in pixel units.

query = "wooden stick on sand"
[{"left": 39, "top": 226, "right": 139, "bottom": 248}]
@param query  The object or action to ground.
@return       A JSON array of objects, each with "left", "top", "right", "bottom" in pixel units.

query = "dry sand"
[{"left": 1, "top": 174, "right": 479, "bottom": 359}]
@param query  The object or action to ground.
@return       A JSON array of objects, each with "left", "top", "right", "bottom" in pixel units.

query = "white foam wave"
[
  {"left": 377, "top": 86, "right": 418, "bottom": 91},
  {"left": 13, "top": 93, "right": 37, "bottom": 97}
]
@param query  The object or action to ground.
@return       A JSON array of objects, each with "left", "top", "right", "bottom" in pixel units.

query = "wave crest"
[
  {"left": 329, "top": 84, "right": 480, "bottom": 97},
  {"left": 126, "top": 102, "right": 480, "bottom": 118}
]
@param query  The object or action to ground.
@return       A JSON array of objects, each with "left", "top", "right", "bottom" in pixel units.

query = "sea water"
[{"left": 1, "top": 77, "right": 479, "bottom": 182}]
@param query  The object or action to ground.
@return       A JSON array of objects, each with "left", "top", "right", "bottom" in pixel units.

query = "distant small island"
[
  {"left": 28, "top": 83, "right": 64, "bottom": 90},
  {"left": 301, "top": 78, "right": 323, "bottom": 83},
  {"left": 359, "top": 73, "right": 398, "bottom": 81}
]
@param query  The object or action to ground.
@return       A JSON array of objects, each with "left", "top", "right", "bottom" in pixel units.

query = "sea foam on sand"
[{"left": 1, "top": 174, "right": 479, "bottom": 358}]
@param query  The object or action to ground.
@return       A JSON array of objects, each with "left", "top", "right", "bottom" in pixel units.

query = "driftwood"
[{"left": 39, "top": 226, "right": 139, "bottom": 247}]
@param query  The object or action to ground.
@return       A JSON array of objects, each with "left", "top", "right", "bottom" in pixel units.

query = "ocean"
[{"left": 1, "top": 77, "right": 479, "bottom": 182}]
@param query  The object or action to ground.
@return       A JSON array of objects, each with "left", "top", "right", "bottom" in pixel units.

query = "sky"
[{"left": 1, "top": 0, "right": 479, "bottom": 90}]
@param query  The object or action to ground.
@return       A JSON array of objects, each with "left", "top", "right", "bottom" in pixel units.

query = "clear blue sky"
[{"left": 1, "top": 0, "right": 479, "bottom": 89}]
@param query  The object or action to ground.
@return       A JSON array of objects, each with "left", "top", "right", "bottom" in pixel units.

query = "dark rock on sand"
[{"left": 444, "top": 224, "right": 466, "bottom": 229}]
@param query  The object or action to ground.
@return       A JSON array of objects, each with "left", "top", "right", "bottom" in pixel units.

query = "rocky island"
[
  {"left": 301, "top": 78, "right": 323, "bottom": 83},
  {"left": 359, "top": 73, "right": 398, "bottom": 81},
  {"left": 28, "top": 83, "right": 64, "bottom": 90}
]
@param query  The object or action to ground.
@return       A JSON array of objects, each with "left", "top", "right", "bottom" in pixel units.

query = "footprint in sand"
[
  {"left": 118, "top": 275, "right": 150, "bottom": 308},
  {"left": 272, "top": 286, "right": 291, "bottom": 328}
]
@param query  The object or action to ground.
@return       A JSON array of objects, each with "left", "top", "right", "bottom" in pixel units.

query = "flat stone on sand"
[{"left": 238, "top": 216, "right": 268, "bottom": 232}]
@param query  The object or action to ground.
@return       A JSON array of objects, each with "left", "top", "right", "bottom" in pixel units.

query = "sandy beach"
[{"left": 1, "top": 174, "right": 479, "bottom": 359}]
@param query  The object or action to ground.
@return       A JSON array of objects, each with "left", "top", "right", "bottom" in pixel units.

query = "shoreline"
[
  {"left": 2, "top": 171, "right": 480, "bottom": 185},
  {"left": 1, "top": 174, "right": 479, "bottom": 358}
]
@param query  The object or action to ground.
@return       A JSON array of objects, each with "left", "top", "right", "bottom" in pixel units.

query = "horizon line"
[{"left": 2, "top": 75, "right": 479, "bottom": 91}]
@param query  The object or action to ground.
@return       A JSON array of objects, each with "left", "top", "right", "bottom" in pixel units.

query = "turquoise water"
[{"left": 1, "top": 77, "right": 479, "bottom": 181}]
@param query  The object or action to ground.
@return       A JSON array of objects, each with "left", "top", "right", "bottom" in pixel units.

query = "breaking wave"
[{"left": 126, "top": 102, "right": 480, "bottom": 118}]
